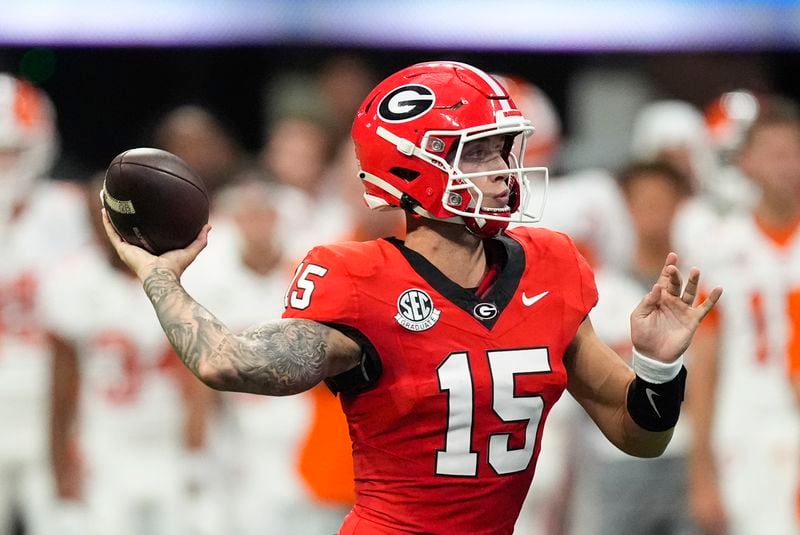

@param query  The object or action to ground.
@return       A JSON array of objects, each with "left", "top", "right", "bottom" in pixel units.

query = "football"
[{"left": 102, "top": 147, "right": 209, "bottom": 255}]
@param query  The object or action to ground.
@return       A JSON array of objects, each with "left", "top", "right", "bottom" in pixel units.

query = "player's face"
[
  {"left": 740, "top": 123, "right": 800, "bottom": 203},
  {"left": 232, "top": 205, "right": 277, "bottom": 253},
  {"left": 624, "top": 171, "right": 685, "bottom": 245},
  {"left": 0, "top": 147, "right": 21, "bottom": 173},
  {"left": 456, "top": 135, "right": 511, "bottom": 208},
  {"left": 262, "top": 117, "right": 329, "bottom": 193}
]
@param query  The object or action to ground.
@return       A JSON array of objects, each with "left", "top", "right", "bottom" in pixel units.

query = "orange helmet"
[
  {"left": 492, "top": 74, "right": 561, "bottom": 168},
  {"left": 0, "top": 74, "right": 58, "bottom": 217},
  {"left": 705, "top": 89, "right": 760, "bottom": 163}
]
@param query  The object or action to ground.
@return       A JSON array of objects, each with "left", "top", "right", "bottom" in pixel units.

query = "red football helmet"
[{"left": 351, "top": 61, "right": 548, "bottom": 238}]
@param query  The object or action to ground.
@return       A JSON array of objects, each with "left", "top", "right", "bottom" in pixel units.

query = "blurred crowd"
[{"left": 1, "top": 53, "right": 800, "bottom": 535}]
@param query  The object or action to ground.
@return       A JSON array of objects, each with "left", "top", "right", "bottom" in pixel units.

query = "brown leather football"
[{"left": 102, "top": 148, "right": 209, "bottom": 255}]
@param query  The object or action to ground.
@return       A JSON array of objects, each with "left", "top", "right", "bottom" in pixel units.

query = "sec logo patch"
[{"left": 395, "top": 289, "right": 441, "bottom": 331}]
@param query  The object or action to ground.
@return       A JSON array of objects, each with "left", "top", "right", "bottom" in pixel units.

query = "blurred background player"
[
  {"left": 255, "top": 111, "right": 371, "bottom": 527},
  {"left": 182, "top": 179, "right": 352, "bottom": 534},
  {"left": 0, "top": 73, "right": 89, "bottom": 535},
  {"left": 263, "top": 54, "right": 376, "bottom": 144},
  {"left": 687, "top": 96, "right": 800, "bottom": 535},
  {"left": 259, "top": 55, "right": 378, "bottom": 262},
  {"left": 499, "top": 73, "right": 631, "bottom": 535},
  {"left": 628, "top": 99, "right": 722, "bottom": 267},
  {"left": 567, "top": 161, "right": 697, "bottom": 535},
  {"left": 42, "top": 175, "right": 211, "bottom": 535},
  {"left": 497, "top": 73, "right": 633, "bottom": 271},
  {"left": 703, "top": 89, "right": 761, "bottom": 212},
  {"left": 257, "top": 113, "right": 352, "bottom": 262},
  {"left": 151, "top": 104, "right": 259, "bottom": 198}
]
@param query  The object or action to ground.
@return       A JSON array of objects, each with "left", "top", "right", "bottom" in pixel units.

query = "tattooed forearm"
[
  {"left": 143, "top": 268, "right": 225, "bottom": 375},
  {"left": 142, "top": 267, "right": 333, "bottom": 395},
  {"left": 227, "top": 321, "right": 330, "bottom": 395}
]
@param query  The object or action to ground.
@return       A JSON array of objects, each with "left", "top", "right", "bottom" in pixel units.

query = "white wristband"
[{"left": 632, "top": 347, "right": 683, "bottom": 384}]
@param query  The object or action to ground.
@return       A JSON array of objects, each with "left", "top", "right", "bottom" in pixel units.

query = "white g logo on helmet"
[{"left": 378, "top": 85, "right": 435, "bottom": 123}]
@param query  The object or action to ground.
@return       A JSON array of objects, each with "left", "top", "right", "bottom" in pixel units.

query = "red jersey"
[{"left": 282, "top": 227, "right": 597, "bottom": 535}]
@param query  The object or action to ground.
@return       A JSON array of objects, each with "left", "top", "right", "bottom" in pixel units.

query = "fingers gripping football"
[{"left": 102, "top": 208, "right": 210, "bottom": 282}]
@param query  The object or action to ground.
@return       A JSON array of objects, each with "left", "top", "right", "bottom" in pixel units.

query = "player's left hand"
[{"left": 630, "top": 252, "right": 722, "bottom": 363}]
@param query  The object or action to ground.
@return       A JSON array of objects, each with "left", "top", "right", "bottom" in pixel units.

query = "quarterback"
[{"left": 103, "top": 61, "right": 721, "bottom": 534}]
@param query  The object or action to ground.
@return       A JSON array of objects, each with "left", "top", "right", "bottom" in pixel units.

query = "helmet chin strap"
[
  {"left": 409, "top": 210, "right": 505, "bottom": 240},
  {"left": 464, "top": 210, "right": 511, "bottom": 238}
]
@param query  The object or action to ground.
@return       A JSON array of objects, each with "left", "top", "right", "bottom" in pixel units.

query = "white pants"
[
  {"left": 0, "top": 459, "right": 53, "bottom": 535},
  {"left": 66, "top": 446, "right": 188, "bottom": 535}
]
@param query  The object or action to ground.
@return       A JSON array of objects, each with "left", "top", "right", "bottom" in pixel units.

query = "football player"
[
  {"left": 42, "top": 176, "right": 210, "bottom": 535},
  {"left": 102, "top": 61, "right": 721, "bottom": 535},
  {"left": 0, "top": 74, "right": 89, "bottom": 535},
  {"left": 182, "top": 179, "right": 350, "bottom": 535},
  {"left": 259, "top": 114, "right": 354, "bottom": 263},
  {"left": 628, "top": 99, "right": 723, "bottom": 272},
  {"left": 688, "top": 96, "right": 800, "bottom": 535},
  {"left": 568, "top": 161, "right": 697, "bottom": 535},
  {"left": 497, "top": 74, "right": 634, "bottom": 272}
]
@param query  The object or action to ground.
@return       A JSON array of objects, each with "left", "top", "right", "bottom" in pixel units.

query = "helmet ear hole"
[{"left": 389, "top": 167, "right": 420, "bottom": 182}]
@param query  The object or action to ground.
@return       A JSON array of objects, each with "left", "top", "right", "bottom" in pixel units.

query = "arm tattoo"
[{"left": 142, "top": 267, "right": 331, "bottom": 395}]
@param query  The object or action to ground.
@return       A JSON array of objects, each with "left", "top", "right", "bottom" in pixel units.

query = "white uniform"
[
  {"left": 184, "top": 221, "right": 334, "bottom": 535},
  {"left": 39, "top": 243, "right": 189, "bottom": 535},
  {"left": 271, "top": 184, "right": 353, "bottom": 264},
  {"left": 567, "top": 269, "right": 696, "bottom": 535},
  {"left": 530, "top": 168, "right": 634, "bottom": 270},
  {"left": 697, "top": 213, "right": 800, "bottom": 535},
  {"left": 0, "top": 180, "right": 89, "bottom": 535},
  {"left": 672, "top": 166, "right": 756, "bottom": 276}
]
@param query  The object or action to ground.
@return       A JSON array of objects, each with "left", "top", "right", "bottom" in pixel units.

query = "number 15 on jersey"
[{"left": 436, "top": 347, "right": 551, "bottom": 477}]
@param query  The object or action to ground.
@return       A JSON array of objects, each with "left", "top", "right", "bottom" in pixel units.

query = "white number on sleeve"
[{"left": 285, "top": 263, "right": 328, "bottom": 310}]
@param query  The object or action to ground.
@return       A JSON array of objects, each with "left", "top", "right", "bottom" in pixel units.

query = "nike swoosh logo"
[
  {"left": 521, "top": 291, "right": 549, "bottom": 307},
  {"left": 645, "top": 388, "right": 662, "bottom": 418}
]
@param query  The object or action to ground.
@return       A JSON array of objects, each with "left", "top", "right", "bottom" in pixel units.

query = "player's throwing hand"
[{"left": 101, "top": 208, "right": 211, "bottom": 282}]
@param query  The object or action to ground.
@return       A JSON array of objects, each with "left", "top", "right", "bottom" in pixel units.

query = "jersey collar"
[{"left": 384, "top": 234, "right": 524, "bottom": 329}]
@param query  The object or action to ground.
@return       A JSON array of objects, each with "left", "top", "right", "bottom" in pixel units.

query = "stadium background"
[
  {"left": 0, "top": 0, "right": 799, "bottom": 176},
  {"left": 2, "top": 2, "right": 800, "bottom": 535}
]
